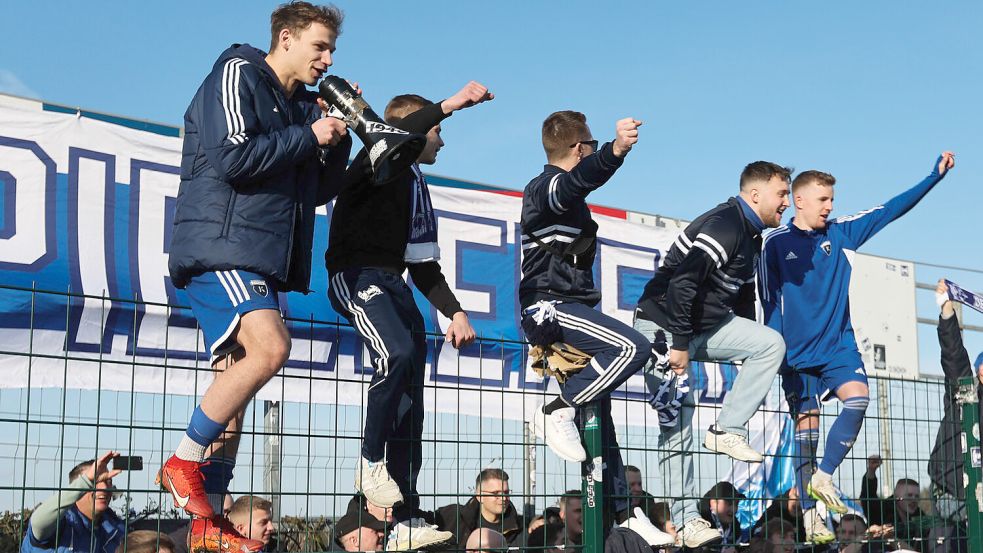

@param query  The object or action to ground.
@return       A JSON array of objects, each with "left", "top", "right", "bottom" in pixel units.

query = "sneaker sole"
[
  {"left": 388, "top": 536, "right": 454, "bottom": 552},
  {"left": 530, "top": 411, "right": 587, "bottom": 463},
  {"left": 807, "top": 532, "right": 836, "bottom": 545},
  {"left": 702, "top": 436, "right": 763, "bottom": 463},
  {"left": 807, "top": 484, "right": 848, "bottom": 514},
  {"left": 354, "top": 481, "right": 403, "bottom": 509},
  {"left": 682, "top": 533, "right": 723, "bottom": 548}
]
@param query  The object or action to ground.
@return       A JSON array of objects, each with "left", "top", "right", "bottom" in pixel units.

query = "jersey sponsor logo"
[
  {"left": 785, "top": 251, "right": 798, "bottom": 261},
  {"left": 357, "top": 285, "right": 383, "bottom": 303},
  {"left": 855, "top": 367, "right": 865, "bottom": 375},
  {"left": 820, "top": 240, "right": 832, "bottom": 255},
  {"left": 250, "top": 280, "right": 269, "bottom": 297}
]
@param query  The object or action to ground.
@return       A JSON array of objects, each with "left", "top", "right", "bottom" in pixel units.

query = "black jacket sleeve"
[
  {"left": 734, "top": 282, "right": 756, "bottom": 321},
  {"left": 408, "top": 261, "right": 464, "bottom": 319},
  {"left": 860, "top": 473, "right": 886, "bottom": 526},
  {"left": 542, "top": 143, "right": 624, "bottom": 215},
  {"left": 938, "top": 313, "right": 972, "bottom": 381},
  {"left": 665, "top": 216, "right": 736, "bottom": 350}
]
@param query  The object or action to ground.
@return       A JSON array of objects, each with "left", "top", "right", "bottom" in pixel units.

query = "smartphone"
[{"left": 112, "top": 456, "right": 143, "bottom": 471}]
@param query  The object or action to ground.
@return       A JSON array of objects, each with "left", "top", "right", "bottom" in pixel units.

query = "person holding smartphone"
[{"left": 21, "top": 451, "right": 126, "bottom": 553}]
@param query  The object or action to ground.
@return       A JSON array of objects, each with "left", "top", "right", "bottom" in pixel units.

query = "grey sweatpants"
[{"left": 633, "top": 312, "right": 785, "bottom": 524}]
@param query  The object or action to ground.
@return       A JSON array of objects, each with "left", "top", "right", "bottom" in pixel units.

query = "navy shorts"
[
  {"left": 184, "top": 270, "right": 280, "bottom": 359},
  {"left": 783, "top": 353, "right": 868, "bottom": 415}
]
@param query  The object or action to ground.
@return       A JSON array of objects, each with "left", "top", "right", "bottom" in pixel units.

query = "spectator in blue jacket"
[
  {"left": 21, "top": 451, "right": 125, "bottom": 553},
  {"left": 159, "top": 2, "right": 351, "bottom": 551},
  {"left": 759, "top": 152, "right": 955, "bottom": 544}
]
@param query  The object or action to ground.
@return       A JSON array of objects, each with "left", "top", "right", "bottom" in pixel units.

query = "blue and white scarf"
[
  {"left": 404, "top": 164, "right": 440, "bottom": 264},
  {"left": 940, "top": 279, "right": 983, "bottom": 314}
]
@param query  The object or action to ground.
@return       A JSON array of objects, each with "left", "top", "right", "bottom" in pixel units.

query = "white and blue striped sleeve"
[{"left": 200, "top": 58, "right": 319, "bottom": 185}]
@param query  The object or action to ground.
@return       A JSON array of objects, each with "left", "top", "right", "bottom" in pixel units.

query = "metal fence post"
[
  {"left": 958, "top": 376, "right": 982, "bottom": 550},
  {"left": 581, "top": 403, "right": 604, "bottom": 553}
]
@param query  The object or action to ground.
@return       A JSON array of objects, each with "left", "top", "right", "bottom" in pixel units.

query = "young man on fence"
[
  {"left": 632, "top": 161, "right": 791, "bottom": 548},
  {"left": 759, "top": 152, "right": 955, "bottom": 543},
  {"left": 519, "top": 110, "right": 650, "bottom": 529},
  {"left": 325, "top": 82, "right": 492, "bottom": 551},
  {"left": 162, "top": 3, "right": 351, "bottom": 550}
]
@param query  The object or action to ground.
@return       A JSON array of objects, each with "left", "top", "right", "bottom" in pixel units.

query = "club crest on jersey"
[
  {"left": 250, "top": 280, "right": 269, "bottom": 297},
  {"left": 820, "top": 240, "right": 832, "bottom": 256},
  {"left": 358, "top": 285, "right": 383, "bottom": 303}
]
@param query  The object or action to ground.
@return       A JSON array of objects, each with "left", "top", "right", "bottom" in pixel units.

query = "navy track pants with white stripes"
[
  {"left": 548, "top": 302, "right": 650, "bottom": 406},
  {"left": 329, "top": 267, "right": 427, "bottom": 517},
  {"left": 526, "top": 301, "right": 651, "bottom": 514}
]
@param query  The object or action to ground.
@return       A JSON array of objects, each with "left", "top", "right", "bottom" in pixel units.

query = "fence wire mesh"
[{"left": 0, "top": 284, "right": 976, "bottom": 553}]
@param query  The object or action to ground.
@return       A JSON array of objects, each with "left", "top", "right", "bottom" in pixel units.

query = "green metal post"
[
  {"left": 581, "top": 403, "right": 604, "bottom": 553},
  {"left": 958, "top": 376, "right": 982, "bottom": 550}
]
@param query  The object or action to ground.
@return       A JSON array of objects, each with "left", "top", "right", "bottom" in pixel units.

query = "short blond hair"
[
  {"left": 792, "top": 170, "right": 836, "bottom": 193},
  {"left": 116, "top": 530, "right": 175, "bottom": 553},
  {"left": 269, "top": 2, "right": 344, "bottom": 52},
  {"left": 228, "top": 495, "right": 273, "bottom": 522},
  {"left": 542, "top": 111, "right": 589, "bottom": 162}
]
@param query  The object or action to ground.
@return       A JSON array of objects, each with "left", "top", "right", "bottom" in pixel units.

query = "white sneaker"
[
  {"left": 702, "top": 425, "right": 763, "bottom": 463},
  {"left": 803, "top": 507, "right": 835, "bottom": 544},
  {"left": 807, "top": 470, "right": 847, "bottom": 514},
  {"left": 675, "top": 517, "right": 722, "bottom": 548},
  {"left": 530, "top": 402, "right": 587, "bottom": 463},
  {"left": 619, "top": 507, "right": 675, "bottom": 546},
  {"left": 385, "top": 518, "right": 453, "bottom": 551},
  {"left": 355, "top": 456, "right": 403, "bottom": 508}
]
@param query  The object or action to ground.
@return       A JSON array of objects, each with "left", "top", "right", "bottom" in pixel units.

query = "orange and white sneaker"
[
  {"left": 157, "top": 455, "right": 215, "bottom": 519},
  {"left": 188, "top": 516, "right": 264, "bottom": 553}
]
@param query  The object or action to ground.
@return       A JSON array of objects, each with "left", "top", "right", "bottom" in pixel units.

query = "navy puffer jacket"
[{"left": 168, "top": 44, "right": 351, "bottom": 292}]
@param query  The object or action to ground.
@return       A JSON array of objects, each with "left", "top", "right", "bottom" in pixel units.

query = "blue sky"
[{"left": 1, "top": 0, "right": 981, "bottom": 371}]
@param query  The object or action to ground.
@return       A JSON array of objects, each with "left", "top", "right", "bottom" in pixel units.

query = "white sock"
[{"left": 175, "top": 435, "right": 207, "bottom": 462}]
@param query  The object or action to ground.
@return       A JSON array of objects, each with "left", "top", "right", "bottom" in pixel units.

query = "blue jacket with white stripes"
[
  {"left": 168, "top": 44, "right": 352, "bottom": 292},
  {"left": 518, "top": 142, "right": 624, "bottom": 309},
  {"left": 759, "top": 157, "right": 948, "bottom": 369},
  {"left": 636, "top": 197, "right": 761, "bottom": 350}
]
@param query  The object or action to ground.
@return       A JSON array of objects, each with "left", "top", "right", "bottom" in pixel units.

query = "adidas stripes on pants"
[{"left": 329, "top": 268, "right": 427, "bottom": 517}]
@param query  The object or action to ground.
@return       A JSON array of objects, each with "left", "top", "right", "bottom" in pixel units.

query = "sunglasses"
[{"left": 570, "top": 140, "right": 598, "bottom": 151}]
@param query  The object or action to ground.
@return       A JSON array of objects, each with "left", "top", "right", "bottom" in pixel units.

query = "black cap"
[
  {"left": 333, "top": 509, "right": 387, "bottom": 544},
  {"left": 705, "top": 481, "right": 746, "bottom": 502}
]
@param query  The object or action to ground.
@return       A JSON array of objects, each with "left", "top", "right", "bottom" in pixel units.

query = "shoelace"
[
  {"left": 173, "top": 460, "right": 209, "bottom": 496},
  {"left": 367, "top": 461, "right": 391, "bottom": 482},
  {"left": 553, "top": 411, "right": 581, "bottom": 441}
]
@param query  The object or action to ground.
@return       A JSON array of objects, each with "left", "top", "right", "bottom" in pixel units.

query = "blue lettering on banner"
[{"left": 0, "top": 136, "right": 755, "bottom": 402}]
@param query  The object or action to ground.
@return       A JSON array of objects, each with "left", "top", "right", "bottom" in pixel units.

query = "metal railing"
[{"left": 0, "top": 284, "right": 975, "bottom": 552}]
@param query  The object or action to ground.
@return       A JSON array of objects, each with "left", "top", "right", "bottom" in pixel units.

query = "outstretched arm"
[
  {"left": 545, "top": 118, "right": 640, "bottom": 214},
  {"left": 839, "top": 152, "right": 955, "bottom": 248}
]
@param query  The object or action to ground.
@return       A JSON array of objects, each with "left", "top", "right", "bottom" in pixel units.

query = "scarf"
[
  {"left": 940, "top": 279, "right": 983, "bottom": 315},
  {"left": 404, "top": 164, "right": 440, "bottom": 264}
]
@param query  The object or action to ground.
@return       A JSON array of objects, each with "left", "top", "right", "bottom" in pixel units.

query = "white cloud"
[{"left": 0, "top": 69, "right": 39, "bottom": 99}]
